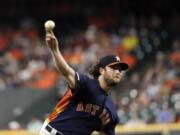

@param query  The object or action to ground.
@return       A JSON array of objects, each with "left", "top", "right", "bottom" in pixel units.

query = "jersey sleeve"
[{"left": 70, "top": 72, "right": 89, "bottom": 94}]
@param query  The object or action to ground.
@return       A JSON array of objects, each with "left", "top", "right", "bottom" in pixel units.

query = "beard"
[{"left": 104, "top": 77, "right": 119, "bottom": 87}]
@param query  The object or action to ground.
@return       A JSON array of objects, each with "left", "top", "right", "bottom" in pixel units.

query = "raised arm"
[{"left": 45, "top": 20, "right": 76, "bottom": 88}]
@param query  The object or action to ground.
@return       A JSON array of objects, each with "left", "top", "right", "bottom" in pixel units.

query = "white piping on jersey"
[{"left": 76, "top": 72, "right": 80, "bottom": 81}]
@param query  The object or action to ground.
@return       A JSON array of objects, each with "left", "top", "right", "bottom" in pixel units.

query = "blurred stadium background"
[{"left": 0, "top": 0, "right": 179, "bottom": 135}]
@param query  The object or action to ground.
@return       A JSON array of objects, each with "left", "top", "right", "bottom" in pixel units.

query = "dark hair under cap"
[{"left": 88, "top": 61, "right": 101, "bottom": 79}]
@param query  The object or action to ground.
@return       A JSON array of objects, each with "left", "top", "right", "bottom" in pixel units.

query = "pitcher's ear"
[{"left": 99, "top": 67, "right": 105, "bottom": 75}]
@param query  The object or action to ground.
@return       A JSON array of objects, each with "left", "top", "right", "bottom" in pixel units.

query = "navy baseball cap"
[{"left": 99, "top": 55, "right": 128, "bottom": 70}]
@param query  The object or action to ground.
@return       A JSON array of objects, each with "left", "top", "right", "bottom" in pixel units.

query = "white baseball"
[{"left": 44, "top": 20, "right": 55, "bottom": 30}]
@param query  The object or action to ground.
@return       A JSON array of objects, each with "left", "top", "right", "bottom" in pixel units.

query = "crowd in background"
[
  {"left": 0, "top": 14, "right": 171, "bottom": 90},
  {"left": 117, "top": 43, "right": 179, "bottom": 125},
  {"left": 0, "top": 0, "right": 180, "bottom": 132}
]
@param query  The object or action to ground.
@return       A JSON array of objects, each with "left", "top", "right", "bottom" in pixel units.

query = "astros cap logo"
[{"left": 115, "top": 56, "right": 120, "bottom": 61}]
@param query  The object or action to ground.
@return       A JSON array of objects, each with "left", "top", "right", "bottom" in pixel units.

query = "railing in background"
[
  {"left": 116, "top": 123, "right": 180, "bottom": 135},
  {"left": 0, "top": 123, "right": 180, "bottom": 135}
]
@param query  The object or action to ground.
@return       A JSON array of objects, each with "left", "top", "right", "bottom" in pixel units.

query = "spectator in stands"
[{"left": 27, "top": 117, "right": 43, "bottom": 133}]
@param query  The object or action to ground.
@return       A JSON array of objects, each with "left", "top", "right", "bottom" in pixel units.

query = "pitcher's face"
[{"left": 103, "top": 66, "right": 123, "bottom": 87}]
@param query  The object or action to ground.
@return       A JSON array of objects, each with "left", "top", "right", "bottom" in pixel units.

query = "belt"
[{"left": 45, "top": 125, "right": 63, "bottom": 135}]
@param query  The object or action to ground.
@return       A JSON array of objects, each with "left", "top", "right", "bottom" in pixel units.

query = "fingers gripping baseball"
[{"left": 44, "top": 20, "right": 58, "bottom": 50}]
